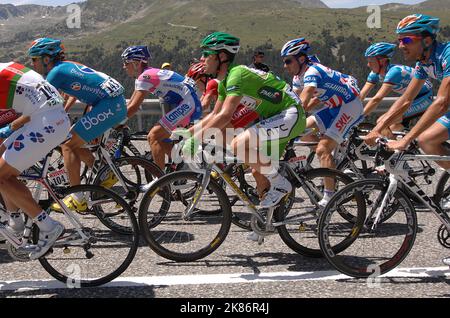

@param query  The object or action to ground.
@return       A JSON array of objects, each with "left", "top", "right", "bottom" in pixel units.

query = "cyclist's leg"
[
  {"left": 317, "top": 99, "right": 364, "bottom": 201},
  {"left": 418, "top": 117, "right": 450, "bottom": 169},
  {"left": 232, "top": 106, "right": 306, "bottom": 207},
  {"left": 68, "top": 95, "right": 127, "bottom": 185},
  {"left": 154, "top": 102, "right": 197, "bottom": 170}
]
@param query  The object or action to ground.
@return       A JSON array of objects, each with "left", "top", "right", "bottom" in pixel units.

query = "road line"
[{"left": 0, "top": 266, "right": 448, "bottom": 292}]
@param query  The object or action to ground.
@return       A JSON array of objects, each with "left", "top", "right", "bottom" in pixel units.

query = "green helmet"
[{"left": 200, "top": 32, "right": 240, "bottom": 55}]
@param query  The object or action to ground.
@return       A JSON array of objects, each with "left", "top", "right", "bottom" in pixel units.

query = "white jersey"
[{"left": 0, "top": 62, "right": 63, "bottom": 117}]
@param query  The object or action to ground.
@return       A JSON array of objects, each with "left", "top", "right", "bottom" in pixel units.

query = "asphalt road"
[{"left": 0, "top": 142, "right": 448, "bottom": 299}]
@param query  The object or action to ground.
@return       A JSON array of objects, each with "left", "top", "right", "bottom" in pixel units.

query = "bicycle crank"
[{"left": 437, "top": 224, "right": 450, "bottom": 249}]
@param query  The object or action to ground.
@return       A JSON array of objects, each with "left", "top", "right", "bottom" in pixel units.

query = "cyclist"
[
  {"left": 362, "top": 15, "right": 449, "bottom": 266},
  {"left": 360, "top": 42, "right": 433, "bottom": 134},
  {"left": 281, "top": 37, "right": 364, "bottom": 206},
  {"left": 121, "top": 45, "right": 202, "bottom": 170},
  {"left": 28, "top": 38, "right": 127, "bottom": 212},
  {"left": 183, "top": 32, "right": 306, "bottom": 208},
  {"left": 0, "top": 61, "right": 70, "bottom": 259}
]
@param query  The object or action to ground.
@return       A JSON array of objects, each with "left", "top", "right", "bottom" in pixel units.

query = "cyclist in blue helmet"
[
  {"left": 362, "top": 15, "right": 450, "bottom": 267},
  {"left": 281, "top": 37, "right": 364, "bottom": 208},
  {"left": 121, "top": 45, "right": 202, "bottom": 171},
  {"left": 360, "top": 42, "right": 433, "bottom": 135},
  {"left": 28, "top": 37, "right": 127, "bottom": 212}
]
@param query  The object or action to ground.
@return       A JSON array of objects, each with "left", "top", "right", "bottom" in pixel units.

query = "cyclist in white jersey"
[
  {"left": 0, "top": 62, "right": 70, "bottom": 259},
  {"left": 282, "top": 38, "right": 363, "bottom": 207}
]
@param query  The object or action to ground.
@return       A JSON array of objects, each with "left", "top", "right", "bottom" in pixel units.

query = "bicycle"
[
  {"left": 317, "top": 139, "right": 450, "bottom": 278},
  {"left": 0, "top": 148, "right": 140, "bottom": 287},
  {"left": 137, "top": 140, "right": 356, "bottom": 262}
]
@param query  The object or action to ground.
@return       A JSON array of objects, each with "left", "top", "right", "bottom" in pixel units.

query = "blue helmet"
[
  {"left": 281, "top": 38, "right": 311, "bottom": 57},
  {"left": 28, "top": 38, "right": 64, "bottom": 58},
  {"left": 121, "top": 46, "right": 151, "bottom": 63},
  {"left": 365, "top": 42, "right": 397, "bottom": 58},
  {"left": 396, "top": 14, "right": 440, "bottom": 36}
]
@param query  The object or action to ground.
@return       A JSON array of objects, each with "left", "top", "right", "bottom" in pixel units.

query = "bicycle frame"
[
  {"left": 0, "top": 151, "right": 90, "bottom": 253},
  {"left": 372, "top": 152, "right": 450, "bottom": 232}
]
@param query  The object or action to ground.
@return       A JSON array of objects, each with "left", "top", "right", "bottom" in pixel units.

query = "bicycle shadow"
[{"left": 0, "top": 247, "right": 20, "bottom": 264}]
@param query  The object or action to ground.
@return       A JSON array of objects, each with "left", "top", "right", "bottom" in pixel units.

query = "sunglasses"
[
  {"left": 201, "top": 50, "right": 217, "bottom": 58},
  {"left": 398, "top": 35, "right": 422, "bottom": 45},
  {"left": 283, "top": 58, "right": 294, "bottom": 65},
  {"left": 31, "top": 57, "right": 39, "bottom": 62}
]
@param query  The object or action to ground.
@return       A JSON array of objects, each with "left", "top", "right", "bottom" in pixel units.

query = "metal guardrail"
[{"left": 68, "top": 97, "right": 406, "bottom": 132}]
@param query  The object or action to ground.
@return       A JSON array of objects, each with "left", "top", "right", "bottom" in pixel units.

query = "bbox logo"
[
  {"left": 81, "top": 110, "right": 114, "bottom": 130},
  {"left": 335, "top": 113, "right": 353, "bottom": 132},
  {"left": 167, "top": 104, "right": 191, "bottom": 123}
]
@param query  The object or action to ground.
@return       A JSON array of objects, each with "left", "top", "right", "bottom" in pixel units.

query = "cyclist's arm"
[
  {"left": 193, "top": 96, "right": 241, "bottom": 140},
  {"left": 359, "top": 82, "right": 376, "bottom": 101},
  {"left": 10, "top": 115, "right": 31, "bottom": 131},
  {"left": 293, "top": 87, "right": 302, "bottom": 97},
  {"left": 373, "top": 77, "right": 426, "bottom": 133},
  {"left": 127, "top": 90, "right": 149, "bottom": 118},
  {"left": 64, "top": 95, "right": 78, "bottom": 112},
  {"left": 201, "top": 92, "right": 217, "bottom": 112},
  {"left": 363, "top": 83, "right": 393, "bottom": 116},
  {"left": 300, "top": 86, "right": 320, "bottom": 112},
  {"left": 401, "top": 77, "right": 450, "bottom": 145}
]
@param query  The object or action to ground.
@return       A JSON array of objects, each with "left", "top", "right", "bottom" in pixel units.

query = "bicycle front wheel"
[
  {"left": 138, "top": 171, "right": 232, "bottom": 262},
  {"left": 318, "top": 179, "right": 418, "bottom": 278},
  {"left": 40, "top": 185, "right": 139, "bottom": 287}
]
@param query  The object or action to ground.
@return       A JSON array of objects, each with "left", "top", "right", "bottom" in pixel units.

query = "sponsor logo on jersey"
[
  {"left": 258, "top": 86, "right": 282, "bottom": 104},
  {"left": 335, "top": 113, "right": 353, "bottom": 132},
  {"left": 227, "top": 85, "right": 239, "bottom": 92},
  {"left": 75, "top": 64, "right": 96, "bottom": 74},
  {"left": 323, "top": 82, "right": 352, "bottom": 100},
  {"left": 71, "top": 82, "right": 81, "bottom": 91},
  {"left": 81, "top": 109, "right": 115, "bottom": 130},
  {"left": 240, "top": 96, "right": 260, "bottom": 110},
  {"left": 166, "top": 104, "right": 192, "bottom": 124}
]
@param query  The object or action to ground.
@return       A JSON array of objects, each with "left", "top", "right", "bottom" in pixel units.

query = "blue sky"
[{"left": 0, "top": 0, "right": 427, "bottom": 7}]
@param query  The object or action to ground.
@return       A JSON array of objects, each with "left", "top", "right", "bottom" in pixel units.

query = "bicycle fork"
[{"left": 371, "top": 174, "right": 398, "bottom": 230}]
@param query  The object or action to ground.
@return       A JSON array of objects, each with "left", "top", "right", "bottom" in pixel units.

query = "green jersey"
[{"left": 218, "top": 65, "right": 301, "bottom": 119}]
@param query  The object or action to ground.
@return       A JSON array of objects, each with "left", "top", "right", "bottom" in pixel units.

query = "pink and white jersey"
[{"left": 135, "top": 67, "right": 202, "bottom": 131}]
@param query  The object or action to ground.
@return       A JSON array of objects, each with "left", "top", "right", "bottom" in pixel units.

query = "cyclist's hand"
[
  {"left": 182, "top": 137, "right": 200, "bottom": 158},
  {"left": 362, "top": 130, "right": 382, "bottom": 146},
  {"left": 387, "top": 138, "right": 410, "bottom": 151}
]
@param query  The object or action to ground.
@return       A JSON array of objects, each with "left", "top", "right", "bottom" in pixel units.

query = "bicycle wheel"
[
  {"left": 318, "top": 179, "right": 418, "bottom": 278},
  {"left": 433, "top": 171, "right": 450, "bottom": 207},
  {"left": 93, "top": 156, "right": 163, "bottom": 233},
  {"left": 39, "top": 185, "right": 139, "bottom": 287},
  {"left": 138, "top": 171, "right": 232, "bottom": 262},
  {"left": 275, "top": 168, "right": 356, "bottom": 258}
]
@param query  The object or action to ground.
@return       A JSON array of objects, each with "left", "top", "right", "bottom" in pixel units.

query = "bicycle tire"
[
  {"left": 318, "top": 178, "right": 417, "bottom": 278},
  {"left": 275, "top": 168, "right": 356, "bottom": 258},
  {"left": 138, "top": 170, "right": 232, "bottom": 262},
  {"left": 39, "top": 185, "right": 139, "bottom": 287}
]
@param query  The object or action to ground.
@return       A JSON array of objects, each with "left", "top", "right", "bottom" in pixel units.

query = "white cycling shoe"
[
  {"left": 29, "top": 222, "right": 65, "bottom": 260},
  {"left": 443, "top": 257, "right": 450, "bottom": 267},
  {"left": 259, "top": 175, "right": 292, "bottom": 209}
]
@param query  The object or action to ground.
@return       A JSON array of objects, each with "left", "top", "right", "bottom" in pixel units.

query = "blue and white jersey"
[
  {"left": 414, "top": 42, "right": 450, "bottom": 82},
  {"left": 298, "top": 62, "right": 360, "bottom": 108},
  {"left": 46, "top": 61, "right": 125, "bottom": 105},
  {"left": 367, "top": 64, "right": 433, "bottom": 97}
]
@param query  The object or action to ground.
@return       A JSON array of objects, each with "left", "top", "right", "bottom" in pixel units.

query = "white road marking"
[{"left": 0, "top": 266, "right": 448, "bottom": 292}]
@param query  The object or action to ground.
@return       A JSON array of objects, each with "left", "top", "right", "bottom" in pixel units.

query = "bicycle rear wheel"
[
  {"left": 318, "top": 179, "right": 417, "bottom": 278},
  {"left": 138, "top": 171, "right": 232, "bottom": 262},
  {"left": 276, "top": 168, "right": 357, "bottom": 258},
  {"left": 39, "top": 185, "right": 139, "bottom": 287}
]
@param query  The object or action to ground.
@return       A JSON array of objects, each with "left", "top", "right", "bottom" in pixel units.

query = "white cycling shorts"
[
  {"left": 313, "top": 98, "right": 364, "bottom": 144},
  {"left": 2, "top": 107, "right": 70, "bottom": 172}
]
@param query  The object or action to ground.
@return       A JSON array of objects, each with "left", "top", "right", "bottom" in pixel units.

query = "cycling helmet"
[
  {"left": 281, "top": 38, "right": 311, "bottom": 57},
  {"left": 365, "top": 42, "right": 397, "bottom": 58},
  {"left": 200, "top": 32, "right": 240, "bottom": 54},
  {"left": 28, "top": 38, "right": 64, "bottom": 58},
  {"left": 121, "top": 46, "right": 151, "bottom": 63},
  {"left": 187, "top": 62, "right": 206, "bottom": 81},
  {"left": 396, "top": 14, "right": 440, "bottom": 36}
]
